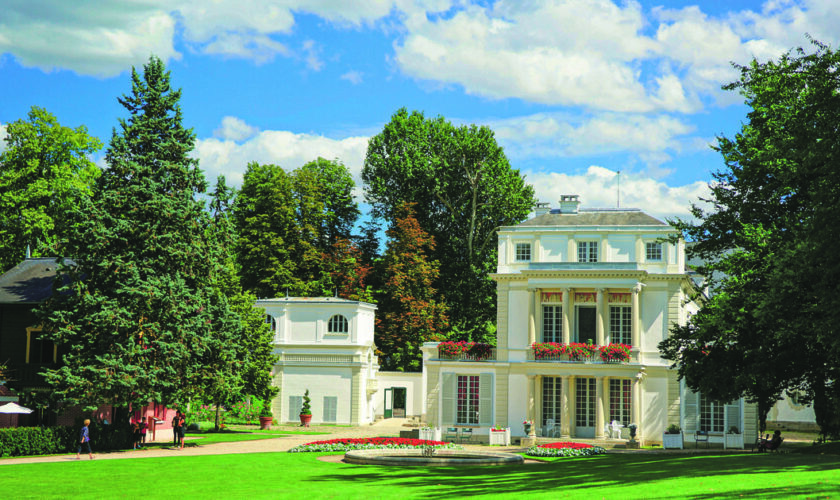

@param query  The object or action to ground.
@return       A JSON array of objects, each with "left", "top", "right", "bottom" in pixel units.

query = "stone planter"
[
  {"left": 259, "top": 416, "right": 272, "bottom": 430},
  {"left": 419, "top": 427, "right": 442, "bottom": 441},
  {"left": 489, "top": 428, "right": 511, "bottom": 446},
  {"left": 725, "top": 433, "right": 744, "bottom": 449},
  {"left": 663, "top": 432, "right": 683, "bottom": 449}
]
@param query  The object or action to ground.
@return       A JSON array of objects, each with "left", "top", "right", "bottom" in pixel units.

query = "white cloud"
[
  {"left": 301, "top": 40, "right": 324, "bottom": 71},
  {"left": 194, "top": 118, "right": 369, "bottom": 187},
  {"left": 527, "top": 165, "right": 710, "bottom": 221},
  {"left": 213, "top": 116, "right": 259, "bottom": 142},
  {"left": 341, "top": 70, "right": 364, "bottom": 84},
  {"left": 490, "top": 112, "right": 697, "bottom": 163}
]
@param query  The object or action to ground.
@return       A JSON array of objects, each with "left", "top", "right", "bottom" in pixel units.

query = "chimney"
[
  {"left": 558, "top": 195, "right": 581, "bottom": 214},
  {"left": 534, "top": 201, "right": 551, "bottom": 217}
]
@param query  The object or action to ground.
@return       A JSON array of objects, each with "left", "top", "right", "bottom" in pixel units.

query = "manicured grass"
[{"left": 2, "top": 451, "right": 839, "bottom": 499}]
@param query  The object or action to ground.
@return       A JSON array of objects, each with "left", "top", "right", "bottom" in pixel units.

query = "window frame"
[
  {"left": 609, "top": 305, "right": 632, "bottom": 345},
  {"left": 577, "top": 241, "right": 599, "bottom": 263},
  {"left": 514, "top": 242, "right": 532, "bottom": 262},
  {"left": 541, "top": 304, "right": 562, "bottom": 343},
  {"left": 456, "top": 375, "right": 480, "bottom": 425},
  {"left": 327, "top": 314, "right": 349, "bottom": 334},
  {"left": 609, "top": 379, "right": 632, "bottom": 426},
  {"left": 645, "top": 242, "right": 663, "bottom": 262}
]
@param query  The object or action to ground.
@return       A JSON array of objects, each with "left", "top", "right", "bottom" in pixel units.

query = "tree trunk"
[{"left": 215, "top": 403, "right": 221, "bottom": 431}]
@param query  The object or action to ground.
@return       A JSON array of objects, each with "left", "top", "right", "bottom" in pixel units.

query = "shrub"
[{"left": 525, "top": 442, "right": 606, "bottom": 458}]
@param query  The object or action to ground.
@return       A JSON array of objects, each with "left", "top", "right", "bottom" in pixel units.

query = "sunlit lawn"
[{"left": 3, "top": 450, "right": 839, "bottom": 499}]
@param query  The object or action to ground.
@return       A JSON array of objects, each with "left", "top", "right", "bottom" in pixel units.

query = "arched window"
[
  {"left": 328, "top": 314, "right": 349, "bottom": 334},
  {"left": 265, "top": 314, "right": 277, "bottom": 331}
]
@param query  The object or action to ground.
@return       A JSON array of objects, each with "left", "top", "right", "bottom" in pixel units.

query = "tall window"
[
  {"left": 609, "top": 379, "right": 632, "bottom": 425},
  {"left": 700, "top": 396, "right": 725, "bottom": 432},
  {"left": 288, "top": 396, "right": 303, "bottom": 421},
  {"left": 542, "top": 305, "right": 562, "bottom": 343},
  {"left": 26, "top": 328, "right": 55, "bottom": 364},
  {"left": 646, "top": 242, "right": 662, "bottom": 261},
  {"left": 575, "top": 306, "right": 596, "bottom": 343},
  {"left": 456, "top": 375, "right": 480, "bottom": 425},
  {"left": 542, "top": 377, "right": 562, "bottom": 434},
  {"left": 515, "top": 243, "right": 531, "bottom": 262},
  {"left": 328, "top": 314, "right": 348, "bottom": 334},
  {"left": 609, "top": 306, "right": 632, "bottom": 345},
  {"left": 578, "top": 241, "right": 598, "bottom": 262},
  {"left": 575, "top": 378, "right": 596, "bottom": 427}
]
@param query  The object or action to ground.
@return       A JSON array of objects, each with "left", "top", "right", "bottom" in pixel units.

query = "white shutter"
[
  {"left": 442, "top": 373, "right": 455, "bottom": 425},
  {"left": 289, "top": 396, "right": 302, "bottom": 421},
  {"left": 479, "top": 373, "right": 493, "bottom": 426},
  {"left": 323, "top": 396, "right": 338, "bottom": 422},
  {"left": 725, "top": 400, "right": 741, "bottom": 433},
  {"left": 683, "top": 388, "right": 698, "bottom": 433}
]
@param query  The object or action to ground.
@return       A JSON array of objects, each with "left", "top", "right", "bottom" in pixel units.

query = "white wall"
[
  {"left": 540, "top": 235, "right": 568, "bottom": 262},
  {"left": 507, "top": 289, "right": 530, "bottom": 351},
  {"left": 371, "top": 372, "right": 424, "bottom": 418},
  {"left": 641, "top": 290, "right": 666, "bottom": 352},
  {"left": 642, "top": 376, "right": 667, "bottom": 441},
  {"left": 282, "top": 366, "right": 352, "bottom": 424},
  {"left": 508, "top": 373, "right": 529, "bottom": 436},
  {"left": 609, "top": 235, "right": 634, "bottom": 262}
]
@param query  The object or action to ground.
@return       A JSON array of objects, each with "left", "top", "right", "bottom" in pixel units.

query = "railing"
[
  {"left": 437, "top": 349, "right": 497, "bottom": 362},
  {"left": 526, "top": 351, "right": 629, "bottom": 363},
  {"left": 528, "top": 342, "right": 633, "bottom": 363}
]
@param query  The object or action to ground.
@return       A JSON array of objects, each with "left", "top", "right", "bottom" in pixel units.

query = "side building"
[{"left": 421, "top": 195, "right": 758, "bottom": 446}]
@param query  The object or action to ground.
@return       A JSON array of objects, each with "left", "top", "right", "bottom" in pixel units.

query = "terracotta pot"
[
  {"left": 259, "top": 416, "right": 272, "bottom": 430},
  {"left": 300, "top": 413, "right": 312, "bottom": 427}
]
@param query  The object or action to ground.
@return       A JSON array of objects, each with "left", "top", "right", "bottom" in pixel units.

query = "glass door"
[{"left": 575, "top": 377, "right": 596, "bottom": 438}]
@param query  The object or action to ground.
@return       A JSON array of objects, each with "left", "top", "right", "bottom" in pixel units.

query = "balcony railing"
[
  {"left": 529, "top": 342, "right": 632, "bottom": 364},
  {"left": 437, "top": 349, "right": 497, "bottom": 362}
]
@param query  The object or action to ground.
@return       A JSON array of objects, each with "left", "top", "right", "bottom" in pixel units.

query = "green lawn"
[{"left": 3, "top": 451, "right": 839, "bottom": 499}]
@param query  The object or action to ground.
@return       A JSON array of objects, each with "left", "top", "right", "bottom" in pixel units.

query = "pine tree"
[{"left": 40, "top": 56, "right": 228, "bottom": 410}]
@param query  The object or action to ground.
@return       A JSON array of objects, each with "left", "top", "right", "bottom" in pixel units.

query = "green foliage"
[
  {"left": 376, "top": 202, "right": 449, "bottom": 371},
  {"left": 0, "top": 422, "right": 130, "bottom": 457},
  {"left": 38, "top": 56, "right": 234, "bottom": 410},
  {"left": 234, "top": 159, "right": 361, "bottom": 299},
  {"left": 659, "top": 38, "right": 840, "bottom": 438},
  {"left": 0, "top": 106, "right": 101, "bottom": 272},
  {"left": 363, "top": 108, "right": 535, "bottom": 341},
  {"left": 300, "top": 389, "right": 311, "bottom": 415}
]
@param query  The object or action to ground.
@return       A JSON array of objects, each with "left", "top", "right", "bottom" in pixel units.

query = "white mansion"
[{"left": 260, "top": 195, "right": 758, "bottom": 446}]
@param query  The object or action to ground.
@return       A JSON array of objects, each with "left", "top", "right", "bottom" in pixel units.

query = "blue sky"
[{"left": 1, "top": 0, "right": 838, "bottom": 220}]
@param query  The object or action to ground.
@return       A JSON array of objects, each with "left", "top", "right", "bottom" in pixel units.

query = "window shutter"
[
  {"left": 683, "top": 389, "right": 698, "bottom": 433},
  {"left": 441, "top": 373, "right": 455, "bottom": 425},
  {"left": 725, "top": 400, "right": 741, "bottom": 433},
  {"left": 289, "top": 396, "right": 302, "bottom": 421},
  {"left": 479, "top": 373, "right": 493, "bottom": 426},
  {"left": 323, "top": 396, "right": 338, "bottom": 422}
]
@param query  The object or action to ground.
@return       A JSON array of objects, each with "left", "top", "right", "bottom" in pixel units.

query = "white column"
[
  {"left": 562, "top": 288, "right": 572, "bottom": 344},
  {"left": 527, "top": 375, "right": 537, "bottom": 437},
  {"left": 596, "top": 288, "right": 606, "bottom": 346},
  {"left": 632, "top": 373, "right": 642, "bottom": 441},
  {"left": 533, "top": 288, "right": 542, "bottom": 343},
  {"left": 561, "top": 375, "right": 571, "bottom": 437},
  {"left": 527, "top": 288, "right": 536, "bottom": 346},
  {"left": 568, "top": 375, "right": 576, "bottom": 437},
  {"left": 595, "top": 376, "right": 605, "bottom": 438},
  {"left": 536, "top": 375, "right": 543, "bottom": 436},
  {"left": 632, "top": 284, "right": 641, "bottom": 351}
]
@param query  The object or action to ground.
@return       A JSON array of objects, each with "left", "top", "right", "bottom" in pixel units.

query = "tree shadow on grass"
[{"left": 309, "top": 453, "right": 840, "bottom": 498}]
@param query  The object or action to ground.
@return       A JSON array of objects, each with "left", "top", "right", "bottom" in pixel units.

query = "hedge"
[{"left": 0, "top": 423, "right": 131, "bottom": 457}]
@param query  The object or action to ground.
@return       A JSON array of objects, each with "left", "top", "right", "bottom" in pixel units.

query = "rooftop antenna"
[{"left": 616, "top": 170, "right": 621, "bottom": 208}]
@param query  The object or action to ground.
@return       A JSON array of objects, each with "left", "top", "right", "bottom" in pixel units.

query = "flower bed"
[
  {"left": 437, "top": 341, "right": 493, "bottom": 360},
  {"left": 288, "top": 437, "right": 459, "bottom": 453},
  {"left": 532, "top": 342, "right": 630, "bottom": 362},
  {"left": 525, "top": 442, "right": 606, "bottom": 458}
]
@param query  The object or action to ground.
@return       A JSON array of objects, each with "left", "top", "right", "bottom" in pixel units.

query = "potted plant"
[
  {"left": 299, "top": 389, "right": 312, "bottom": 427},
  {"left": 725, "top": 425, "right": 744, "bottom": 449},
  {"left": 259, "top": 403, "right": 273, "bottom": 430},
  {"left": 663, "top": 424, "right": 683, "bottom": 449},
  {"left": 523, "top": 420, "right": 533, "bottom": 435}
]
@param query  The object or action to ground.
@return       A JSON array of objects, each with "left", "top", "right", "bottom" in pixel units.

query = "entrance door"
[
  {"left": 384, "top": 388, "right": 393, "bottom": 418},
  {"left": 575, "top": 377, "right": 596, "bottom": 438},
  {"left": 575, "top": 306, "right": 596, "bottom": 344},
  {"left": 542, "top": 377, "right": 562, "bottom": 437},
  {"left": 392, "top": 387, "right": 407, "bottom": 418}
]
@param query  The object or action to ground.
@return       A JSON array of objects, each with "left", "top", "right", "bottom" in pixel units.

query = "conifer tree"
[{"left": 40, "top": 56, "right": 230, "bottom": 411}]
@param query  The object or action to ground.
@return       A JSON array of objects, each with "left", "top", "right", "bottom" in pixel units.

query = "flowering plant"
[
  {"left": 523, "top": 420, "right": 533, "bottom": 425},
  {"left": 531, "top": 342, "right": 631, "bottom": 363},
  {"left": 526, "top": 442, "right": 606, "bottom": 458},
  {"left": 491, "top": 426, "right": 507, "bottom": 432},
  {"left": 288, "top": 437, "right": 460, "bottom": 453},
  {"left": 599, "top": 343, "right": 631, "bottom": 362},
  {"left": 437, "top": 341, "right": 493, "bottom": 360}
]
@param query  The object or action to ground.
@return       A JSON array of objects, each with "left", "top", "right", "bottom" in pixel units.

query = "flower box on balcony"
[
  {"left": 489, "top": 427, "right": 511, "bottom": 446},
  {"left": 437, "top": 341, "right": 494, "bottom": 361}
]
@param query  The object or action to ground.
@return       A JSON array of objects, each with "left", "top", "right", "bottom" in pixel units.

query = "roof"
[
  {"left": 516, "top": 209, "right": 669, "bottom": 228},
  {"left": 256, "top": 297, "right": 376, "bottom": 308},
  {"left": 0, "top": 258, "right": 67, "bottom": 304}
]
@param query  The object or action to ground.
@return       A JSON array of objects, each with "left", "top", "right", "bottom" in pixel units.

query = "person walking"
[
  {"left": 139, "top": 416, "right": 148, "bottom": 448},
  {"left": 178, "top": 412, "right": 186, "bottom": 450},
  {"left": 172, "top": 412, "right": 180, "bottom": 447},
  {"left": 76, "top": 419, "right": 94, "bottom": 460}
]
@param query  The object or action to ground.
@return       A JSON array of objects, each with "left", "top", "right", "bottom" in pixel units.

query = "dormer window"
[
  {"left": 578, "top": 241, "right": 598, "bottom": 263},
  {"left": 328, "top": 314, "right": 349, "bottom": 334},
  {"left": 646, "top": 242, "right": 663, "bottom": 261},
  {"left": 265, "top": 314, "right": 277, "bottom": 331},
  {"left": 515, "top": 243, "right": 532, "bottom": 262}
]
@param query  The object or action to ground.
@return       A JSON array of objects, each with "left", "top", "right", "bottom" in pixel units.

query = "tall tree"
[
  {"left": 659, "top": 39, "right": 840, "bottom": 438},
  {"left": 39, "top": 56, "right": 230, "bottom": 411},
  {"left": 376, "top": 202, "right": 448, "bottom": 371},
  {"left": 0, "top": 106, "right": 101, "bottom": 272},
  {"left": 363, "top": 108, "right": 534, "bottom": 342}
]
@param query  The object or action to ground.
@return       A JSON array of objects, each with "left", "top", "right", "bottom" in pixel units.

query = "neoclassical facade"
[{"left": 421, "top": 195, "right": 757, "bottom": 445}]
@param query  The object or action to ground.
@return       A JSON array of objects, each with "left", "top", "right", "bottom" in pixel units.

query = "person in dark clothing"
[{"left": 76, "top": 419, "right": 94, "bottom": 459}]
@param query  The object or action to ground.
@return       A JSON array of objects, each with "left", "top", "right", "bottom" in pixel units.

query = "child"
[
  {"left": 139, "top": 417, "right": 148, "bottom": 448},
  {"left": 132, "top": 419, "right": 141, "bottom": 450},
  {"left": 76, "top": 419, "right": 94, "bottom": 460}
]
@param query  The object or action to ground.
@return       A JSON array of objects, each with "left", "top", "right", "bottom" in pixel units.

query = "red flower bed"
[
  {"left": 538, "top": 442, "right": 594, "bottom": 450},
  {"left": 302, "top": 437, "right": 447, "bottom": 447}
]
